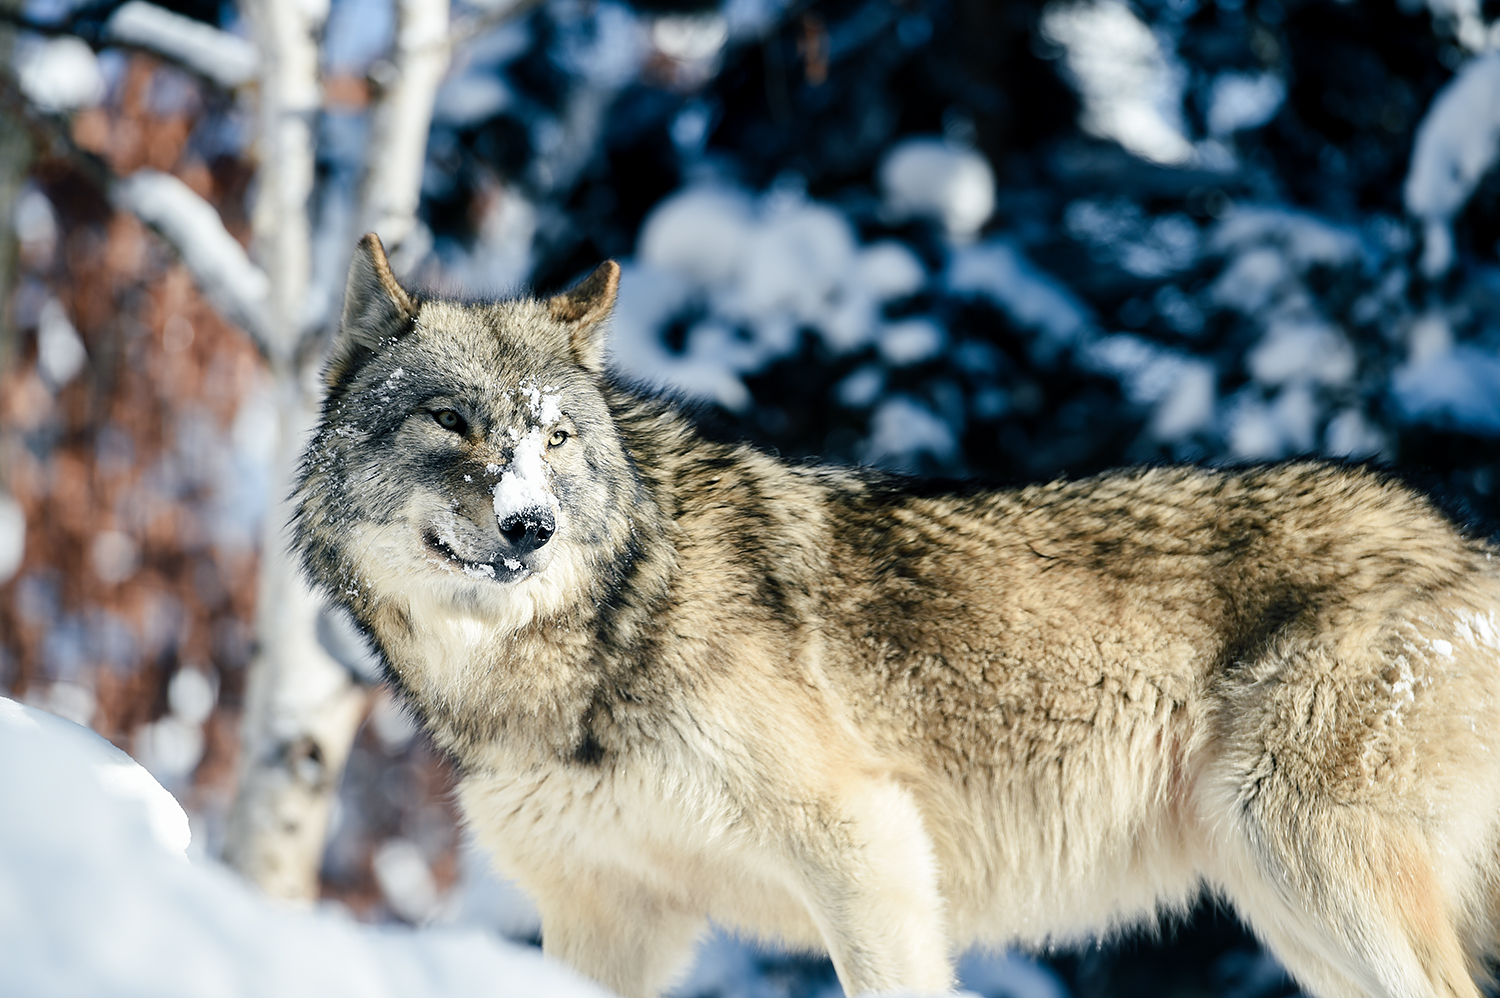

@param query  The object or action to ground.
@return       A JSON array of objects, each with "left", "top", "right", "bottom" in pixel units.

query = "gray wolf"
[{"left": 293, "top": 233, "right": 1500, "bottom": 998}]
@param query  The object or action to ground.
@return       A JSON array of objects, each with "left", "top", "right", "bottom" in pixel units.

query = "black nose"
[{"left": 498, "top": 507, "right": 555, "bottom": 556}]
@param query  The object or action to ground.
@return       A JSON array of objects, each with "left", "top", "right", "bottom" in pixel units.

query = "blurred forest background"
[{"left": 2, "top": 0, "right": 1500, "bottom": 993}]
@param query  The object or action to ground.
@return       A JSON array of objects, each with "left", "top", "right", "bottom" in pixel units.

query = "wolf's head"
[{"left": 294, "top": 234, "right": 653, "bottom": 633}]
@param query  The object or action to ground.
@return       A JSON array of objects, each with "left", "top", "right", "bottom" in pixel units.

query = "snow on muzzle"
[{"left": 489, "top": 427, "right": 560, "bottom": 559}]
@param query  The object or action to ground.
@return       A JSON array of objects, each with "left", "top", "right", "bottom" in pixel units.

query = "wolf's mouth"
[
  {"left": 422, "top": 527, "right": 464, "bottom": 565},
  {"left": 421, "top": 527, "right": 527, "bottom": 581}
]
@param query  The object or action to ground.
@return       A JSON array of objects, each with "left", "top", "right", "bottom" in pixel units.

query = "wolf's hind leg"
[
  {"left": 533, "top": 871, "right": 705, "bottom": 998},
  {"left": 1214, "top": 798, "right": 1479, "bottom": 998}
]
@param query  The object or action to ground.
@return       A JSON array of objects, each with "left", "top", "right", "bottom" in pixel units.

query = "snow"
[
  {"left": 492, "top": 428, "right": 556, "bottom": 522},
  {"left": 0, "top": 490, "right": 23, "bottom": 585},
  {"left": 1454, "top": 609, "right": 1500, "bottom": 650},
  {"left": 1064, "top": 200, "right": 1200, "bottom": 278},
  {"left": 1040, "top": 0, "right": 1193, "bottom": 165},
  {"left": 552, "top": 0, "right": 650, "bottom": 90},
  {"left": 880, "top": 319, "right": 946, "bottom": 366},
  {"left": 1209, "top": 247, "right": 1288, "bottom": 315},
  {"left": 439, "top": 182, "right": 537, "bottom": 295},
  {"left": 35, "top": 296, "right": 88, "bottom": 387},
  {"left": 878, "top": 138, "right": 996, "bottom": 241},
  {"left": 88, "top": 529, "right": 141, "bottom": 584},
  {"left": 134, "top": 711, "right": 206, "bottom": 786},
  {"left": 864, "top": 395, "right": 958, "bottom": 469},
  {"left": 1208, "top": 206, "right": 1362, "bottom": 271},
  {"left": 618, "top": 183, "right": 934, "bottom": 406},
  {"left": 168, "top": 667, "right": 217, "bottom": 726},
  {"left": 1404, "top": 52, "right": 1500, "bottom": 276},
  {"left": 434, "top": 74, "right": 514, "bottom": 126},
  {"left": 856, "top": 241, "right": 928, "bottom": 300},
  {"left": 519, "top": 380, "right": 563, "bottom": 424},
  {"left": 638, "top": 186, "right": 757, "bottom": 286},
  {"left": 373, "top": 837, "right": 442, "bottom": 923},
  {"left": 14, "top": 184, "right": 58, "bottom": 262},
  {"left": 1245, "top": 320, "right": 1355, "bottom": 387},
  {"left": 1225, "top": 384, "right": 1319, "bottom": 459},
  {"left": 0, "top": 696, "right": 615, "bottom": 998},
  {"left": 15, "top": 34, "right": 105, "bottom": 112},
  {"left": 1206, "top": 71, "right": 1286, "bottom": 137},
  {"left": 730, "top": 196, "right": 859, "bottom": 326},
  {"left": 1323, "top": 409, "right": 1386, "bottom": 458},
  {"left": 651, "top": 12, "right": 729, "bottom": 64},
  {"left": 1392, "top": 344, "right": 1500, "bottom": 434},
  {"left": 1149, "top": 361, "right": 1216, "bottom": 441},
  {"left": 947, "top": 240, "right": 1092, "bottom": 349},
  {"left": 838, "top": 365, "right": 886, "bottom": 408},
  {"left": 104, "top": 1, "right": 259, "bottom": 89}
]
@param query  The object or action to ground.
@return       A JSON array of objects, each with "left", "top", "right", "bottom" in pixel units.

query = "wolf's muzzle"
[{"left": 499, "top": 506, "right": 556, "bottom": 557}]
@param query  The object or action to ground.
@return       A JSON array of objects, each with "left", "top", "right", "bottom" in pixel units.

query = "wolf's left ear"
[
  {"left": 326, "top": 233, "right": 417, "bottom": 388},
  {"left": 547, "top": 260, "right": 620, "bottom": 374}
]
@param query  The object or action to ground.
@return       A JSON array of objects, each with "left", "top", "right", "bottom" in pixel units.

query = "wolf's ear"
[
  {"left": 546, "top": 260, "right": 620, "bottom": 374},
  {"left": 326, "top": 233, "right": 417, "bottom": 388}
]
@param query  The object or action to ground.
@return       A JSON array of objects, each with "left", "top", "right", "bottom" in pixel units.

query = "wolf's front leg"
[
  {"left": 534, "top": 871, "right": 705, "bottom": 998},
  {"left": 789, "top": 778, "right": 955, "bottom": 996}
]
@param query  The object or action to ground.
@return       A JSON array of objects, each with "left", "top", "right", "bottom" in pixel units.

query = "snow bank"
[{"left": 0, "top": 697, "right": 613, "bottom": 998}]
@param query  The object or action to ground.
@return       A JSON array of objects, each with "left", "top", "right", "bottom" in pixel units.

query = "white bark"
[
  {"left": 222, "top": 382, "right": 370, "bottom": 901},
  {"left": 244, "top": 0, "right": 323, "bottom": 362},
  {"left": 225, "top": 0, "right": 460, "bottom": 903},
  {"left": 361, "top": 0, "right": 452, "bottom": 265},
  {"left": 223, "top": 0, "right": 372, "bottom": 903}
]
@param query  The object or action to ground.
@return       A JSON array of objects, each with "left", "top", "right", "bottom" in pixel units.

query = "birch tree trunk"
[
  {"left": 223, "top": 0, "right": 451, "bottom": 902},
  {"left": 220, "top": 0, "right": 371, "bottom": 902}
]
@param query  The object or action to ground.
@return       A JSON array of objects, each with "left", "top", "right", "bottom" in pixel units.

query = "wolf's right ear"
[
  {"left": 547, "top": 260, "right": 620, "bottom": 374},
  {"left": 325, "top": 233, "right": 417, "bottom": 388}
]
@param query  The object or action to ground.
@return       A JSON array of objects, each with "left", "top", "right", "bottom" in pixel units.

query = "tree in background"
[{"left": 4, "top": 0, "right": 1500, "bottom": 994}]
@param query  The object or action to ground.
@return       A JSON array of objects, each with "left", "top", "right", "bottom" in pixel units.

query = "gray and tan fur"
[{"left": 294, "top": 233, "right": 1500, "bottom": 998}]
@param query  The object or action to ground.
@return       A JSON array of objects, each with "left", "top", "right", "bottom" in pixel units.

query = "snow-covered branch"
[
  {"left": 1, "top": 1, "right": 257, "bottom": 91},
  {"left": 103, "top": 2, "right": 258, "bottom": 90},
  {"left": 112, "top": 170, "right": 272, "bottom": 349}
]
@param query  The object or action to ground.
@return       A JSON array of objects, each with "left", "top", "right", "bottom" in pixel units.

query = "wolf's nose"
[{"left": 498, "top": 507, "right": 555, "bottom": 555}]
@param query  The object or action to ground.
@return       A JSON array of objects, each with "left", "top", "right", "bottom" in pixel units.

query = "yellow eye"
[{"left": 548, "top": 429, "right": 569, "bottom": 447}]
